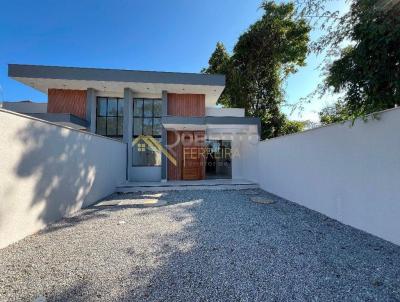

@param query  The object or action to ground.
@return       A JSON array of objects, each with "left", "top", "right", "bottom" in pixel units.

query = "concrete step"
[{"left": 115, "top": 179, "right": 259, "bottom": 193}]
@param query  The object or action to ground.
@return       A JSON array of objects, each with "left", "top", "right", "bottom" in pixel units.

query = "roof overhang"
[
  {"left": 9, "top": 64, "right": 225, "bottom": 107},
  {"left": 162, "top": 116, "right": 261, "bottom": 134}
]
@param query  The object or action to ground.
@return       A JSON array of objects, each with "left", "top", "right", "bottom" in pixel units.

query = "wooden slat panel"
[
  {"left": 48, "top": 89, "right": 87, "bottom": 119},
  {"left": 167, "top": 130, "right": 205, "bottom": 180},
  {"left": 167, "top": 131, "right": 182, "bottom": 180},
  {"left": 167, "top": 93, "right": 205, "bottom": 116}
]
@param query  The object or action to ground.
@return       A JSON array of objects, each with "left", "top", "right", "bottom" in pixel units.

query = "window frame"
[
  {"left": 95, "top": 97, "right": 124, "bottom": 138},
  {"left": 132, "top": 98, "right": 162, "bottom": 167},
  {"left": 132, "top": 98, "right": 162, "bottom": 138}
]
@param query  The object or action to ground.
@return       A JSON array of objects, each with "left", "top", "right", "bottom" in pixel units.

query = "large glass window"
[
  {"left": 205, "top": 140, "right": 232, "bottom": 179},
  {"left": 96, "top": 97, "right": 124, "bottom": 138},
  {"left": 132, "top": 98, "right": 162, "bottom": 166}
]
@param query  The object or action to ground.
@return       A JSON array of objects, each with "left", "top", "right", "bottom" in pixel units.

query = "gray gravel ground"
[{"left": 1, "top": 189, "right": 400, "bottom": 302}]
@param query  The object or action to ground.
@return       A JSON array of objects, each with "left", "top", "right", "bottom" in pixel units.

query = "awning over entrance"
[{"left": 162, "top": 116, "right": 261, "bottom": 134}]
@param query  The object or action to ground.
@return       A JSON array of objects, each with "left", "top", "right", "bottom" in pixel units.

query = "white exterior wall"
[
  {"left": 206, "top": 126, "right": 259, "bottom": 180},
  {"left": 0, "top": 110, "right": 126, "bottom": 248},
  {"left": 238, "top": 107, "right": 400, "bottom": 245},
  {"left": 206, "top": 107, "right": 245, "bottom": 117},
  {"left": 235, "top": 137, "right": 259, "bottom": 182}
]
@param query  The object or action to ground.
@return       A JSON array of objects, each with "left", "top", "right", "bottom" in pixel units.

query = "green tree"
[
  {"left": 202, "top": 42, "right": 230, "bottom": 75},
  {"left": 319, "top": 101, "right": 349, "bottom": 125},
  {"left": 202, "top": 42, "right": 231, "bottom": 106},
  {"left": 280, "top": 119, "right": 307, "bottom": 135},
  {"left": 298, "top": 0, "right": 400, "bottom": 124},
  {"left": 324, "top": 0, "right": 400, "bottom": 120},
  {"left": 203, "top": 1, "right": 310, "bottom": 139}
]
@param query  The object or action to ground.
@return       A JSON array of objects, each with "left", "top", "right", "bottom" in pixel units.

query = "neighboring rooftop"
[
  {"left": 9, "top": 64, "right": 226, "bottom": 106},
  {"left": 0, "top": 100, "right": 47, "bottom": 114},
  {"left": 0, "top": 101, "right": 86, "bottom": 129},
  {"left": 2, "top": 100, "right": 35, "bottom": 103}
]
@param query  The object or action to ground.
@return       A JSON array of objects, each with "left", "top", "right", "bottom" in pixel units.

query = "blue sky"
[{"left": 0, "top": 0, "right": 347, "bottom": 122}]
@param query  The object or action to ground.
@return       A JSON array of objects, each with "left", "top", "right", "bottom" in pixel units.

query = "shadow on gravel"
[
  {"left": 37, "top": 193, "right": 179, "bottom": 234},
  {"left": 115, "top": 190, "right": 400, "bottom": 301},
  {"left": 5, "top": 190, "right": 400, "bottom": 301},
  {"left": 40, "top": 208, "right": 110, "bottom": 234},
  {"left": 45, "top": 281, "right": 90, "bottom": 302},
  {"left": 39, "top": 191, "right": 199, "bottom": 235}
]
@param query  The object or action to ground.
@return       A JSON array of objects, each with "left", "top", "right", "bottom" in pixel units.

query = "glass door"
[{"left": 205, "top": 140, "right": 232, "bottom": 179}]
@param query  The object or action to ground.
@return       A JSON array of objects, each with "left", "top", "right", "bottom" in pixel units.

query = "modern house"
[{"left": 7, "top": 64, "right": 260, "bottom": 182}]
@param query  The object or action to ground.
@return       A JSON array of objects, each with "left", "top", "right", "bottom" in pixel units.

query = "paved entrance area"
[
  {"left": 115, "top": 179, "right": 258, "bottom": 193},
  {"left": 1, "top": 190, "right": 400, "bottom": 301}
]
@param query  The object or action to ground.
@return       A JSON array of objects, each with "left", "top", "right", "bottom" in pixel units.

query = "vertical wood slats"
[
  {"left": 182, "top": 131, "right": 205, "bottom": 180},
  {"left": 48, "top": 89, "right": 87, "bottom": 119},
  {"left": 167, "top": 131, "right": 182, "bottom": 180},
  {"left": 167, "top": 93, "right": 205, "bottom": 116},
  {"left": 167, "top": 130, "right": 205, "bottom": 180}
]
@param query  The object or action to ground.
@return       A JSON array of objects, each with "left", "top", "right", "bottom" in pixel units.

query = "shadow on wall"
[{"left": 12, "top": 120, "right": 97, "bottom": 233}]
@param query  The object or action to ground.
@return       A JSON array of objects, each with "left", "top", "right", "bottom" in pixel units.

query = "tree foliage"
[
  {"left": 280, "top": 119, "right": 307, "bottom": 134},
  {"left": 201, "top": 42, "right": 231, "bottom": 106},
  {"left": 324, "top": 0, "right": 400, "bottom": 120},
  {"left": 296, "top": 0, "right": 400, "bottom": 123},
  {"left": 203, "top": 1, "right": 310, "bottom": 139},
  {"left": 318, "top": 101, "right": 349, "bottom": 125}
]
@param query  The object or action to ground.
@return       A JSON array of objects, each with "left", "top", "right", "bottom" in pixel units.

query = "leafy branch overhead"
[
  {"left": 297, "top": 0, "right": 400, "bottom": 124},
  {"left": 203, "top": 1, "right": 310, "bottom": 139},
  {"left": 204, "top": 0, "right": 400, "bottom": 132},
  {"left": 322, "top": 0, "right": 400, "bottom": 123}
]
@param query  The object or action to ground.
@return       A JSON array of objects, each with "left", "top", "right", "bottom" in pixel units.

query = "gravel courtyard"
[{"left": 1, "top": 189, "right": 400, "bottom": 301}]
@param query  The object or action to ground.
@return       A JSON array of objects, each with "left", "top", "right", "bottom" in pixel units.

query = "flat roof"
[
  {"left": 9, "top": 64, "right": 226, "bottom": 107},
  {"left": 8, "top": 64, "right": 225, "bottom": 86}
]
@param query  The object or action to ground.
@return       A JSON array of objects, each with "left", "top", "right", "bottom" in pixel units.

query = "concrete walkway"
[
  {"left": 115, "top": 179, "right": 258, "bottom": 192},
  {"left": 1, "top": 189, "right": 399, "bottom": 301}
]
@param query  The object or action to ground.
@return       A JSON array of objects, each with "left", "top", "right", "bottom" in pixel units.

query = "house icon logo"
[{"left": 132, "top": 135, "right": 177, "bottom": 166}]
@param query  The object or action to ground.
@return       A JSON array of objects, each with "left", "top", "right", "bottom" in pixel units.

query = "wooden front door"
[
  {"left": 167, "top": 131, "right": 205, "bottom": 180},
  {"left": 182, "top": 131, "right": 205, "bottom": 180}
]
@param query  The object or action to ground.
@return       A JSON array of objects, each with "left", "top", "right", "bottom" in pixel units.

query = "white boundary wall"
[
  {"left": 238, "top": 107, "right": 400, "bottom": 245},
  {"left": 0, "top": 110, "right": 126, "bottom": 248}
]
